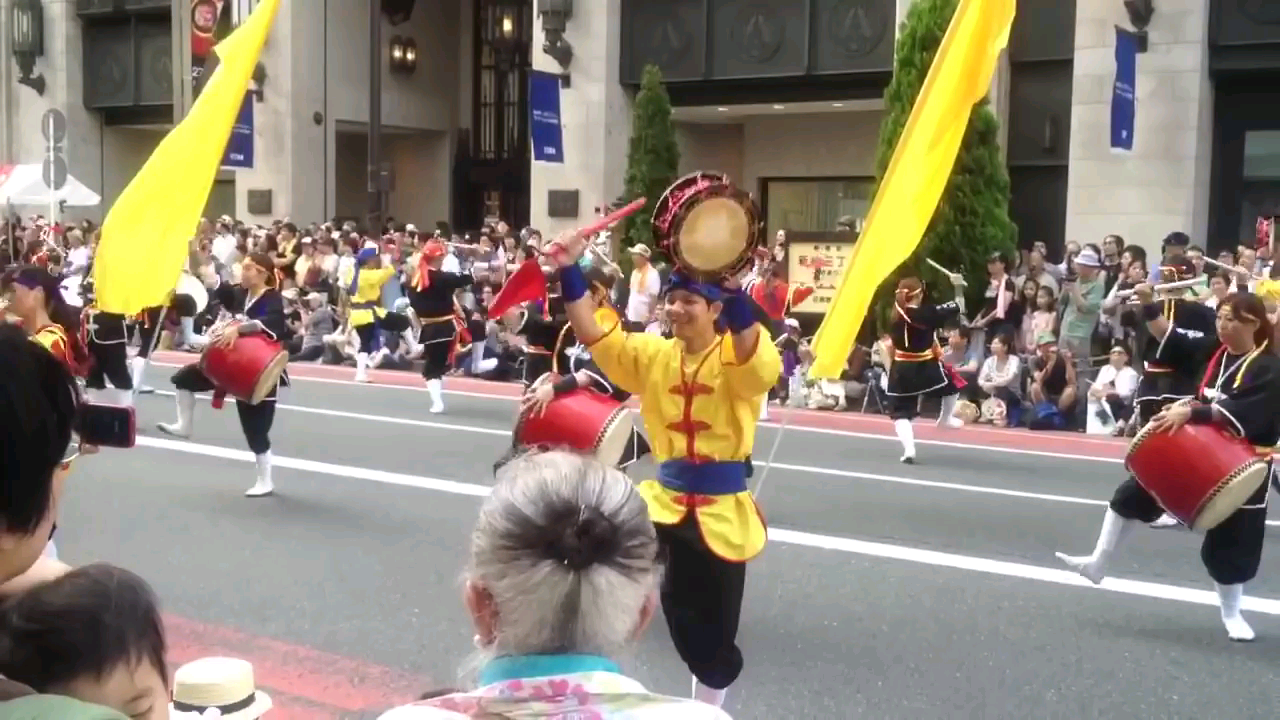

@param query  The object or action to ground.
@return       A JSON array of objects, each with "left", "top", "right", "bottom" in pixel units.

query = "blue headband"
[{"left": 664, "top": 270, "right": 725, "bottom": 303}]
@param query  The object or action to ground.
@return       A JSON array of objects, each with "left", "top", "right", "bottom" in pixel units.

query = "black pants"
[
  {"left": 657, "top": 515, "right": 746, "bottom": 690},
  {"left": 419, "top": 320, "right": 456, "bottom": 381},
  {"left": 134, "top": 306, "right": 164, "bottom": 359},
  {"left": 86, "top": 340, "right": 132, "bottom": 391},
  {"left": 1103, "top": 393, "right": 1133, "bottom": 423},
  {"left": 1110, "top": 472, "right": 1270, "bottom": 585},
  {"left": 172, "top": 363, "right": 276, "bottom": 455},
  {"left": 290, "top": 345, "right": 324, "bottom": 362},
  {"left": 355, "top": 322, "right": 379, "bottom": 354}
]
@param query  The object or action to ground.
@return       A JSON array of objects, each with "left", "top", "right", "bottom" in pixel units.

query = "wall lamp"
[
  {"left": 249, "top": 61, "right": 268, "bottom": 102},
  {"left": 1122, "top": 0, "right": 1153, "bottom": 53},
  {"left": 389, "top": 35, "right": 418, "bottom": 74},
  {"left": 10, "top": 0, "right": 46, "bottom": 96},
  {"left": 537, "top": 0, "right": 573, "bottom": 72}
]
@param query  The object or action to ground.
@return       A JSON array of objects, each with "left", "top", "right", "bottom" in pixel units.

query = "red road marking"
[
  {"left": 165, "top": 614, "right": 429, "bottom": 715},
  {"left": 152, "top": 350, "right": 1127, "bottom": 459}
]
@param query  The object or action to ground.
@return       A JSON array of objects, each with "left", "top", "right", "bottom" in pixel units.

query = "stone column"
[
  {"left": 1064, "top": 0, "right": 1213, "bottom": 257},
  {"left": 528, "top": 0, "right": 632, "bottom": 235},
  {"left": 3, "top": 0, "right": 105, "bottom": 219},
  {"left": 234, "top": 0, "right": 330, "bottom": 223}
]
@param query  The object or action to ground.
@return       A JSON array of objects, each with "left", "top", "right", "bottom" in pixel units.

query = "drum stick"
[
  {"left": 925, "top": 257, "right": 967, "bottom": 286},
  {"left": 539, "top": 198, "right": 648, "bottom": 259},
  {"left": 1201, "top": 255, "right": 1262, "bottom": 281},
  {"left": 1115, "top": 277, "right": 1202, "bottom": 299}
]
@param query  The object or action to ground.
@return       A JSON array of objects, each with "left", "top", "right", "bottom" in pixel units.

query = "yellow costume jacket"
[
  {"left": 587, "top": 320, "right": 781, "bottom": 562},
  {"left": 347, "top": 266, "right": 396, "bottom": 328}
]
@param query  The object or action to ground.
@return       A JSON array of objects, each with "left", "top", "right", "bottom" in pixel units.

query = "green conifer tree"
[
  {"left": 616, "top": 64, "right": 680, "bottom": 275},
  {"left": 870, "top": 0, "right": 1017, "bottom": 328}
]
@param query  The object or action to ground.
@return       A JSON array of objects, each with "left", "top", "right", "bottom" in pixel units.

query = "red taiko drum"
[
  {"left": 515, "top": 383, "right": 632, "bottom": 466},
  {"left": 651, "top": 171, "right": 762, "bottom": 282},
  {"left": 1125, "top": 421, "right": 1269, "bottom": 531},
  {"left": 200, "top": 333, "right": 289, "bottom": 405}
]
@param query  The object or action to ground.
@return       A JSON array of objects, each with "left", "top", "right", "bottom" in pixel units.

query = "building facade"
[{"left": 1, "top": 0, "right": 1278, "bottom": 261}]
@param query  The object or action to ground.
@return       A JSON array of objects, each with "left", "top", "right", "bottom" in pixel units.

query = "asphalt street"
[{"left": 56, "top": 370, "right": 1280, "bottom": 719}]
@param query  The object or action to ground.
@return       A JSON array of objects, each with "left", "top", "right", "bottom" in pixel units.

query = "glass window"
[
  {"left": 763, "top": 178, "right": 873, "bottom": 239},
  {"left": 1240, "top": 131, "right": 1280, "bottom": 243}
]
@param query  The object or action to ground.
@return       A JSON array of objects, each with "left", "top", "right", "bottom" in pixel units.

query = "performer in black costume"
[
  {"left": 130, "top": 292, "right": 200, "bottom": 394},
  {"left": 156, "top": 253, "right": 289, "bottom": 497},
  {"left": 77, "top": 265, "right": 134, "bottom": 404},
  {"left": 1057, "top": 290, "right": 1280, "bottom": 642},
  {"left": 408, "top": 239, "right": 474, "bottom": 414},
  {"left": 884, "top": 274, "right": 967, "bottom": 464},
  {"left": 1131, "top": 257, "right": 1217, "bottom": 424},
  {"left": 516, "top": 266, "right": 651, "bottom": 467}
]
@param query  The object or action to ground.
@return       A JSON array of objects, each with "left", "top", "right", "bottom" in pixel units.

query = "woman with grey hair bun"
[{"left": 378, "top": 450, "right": 732, "bottom": 719}]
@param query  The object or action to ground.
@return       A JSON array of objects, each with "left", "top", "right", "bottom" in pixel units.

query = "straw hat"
[{"left": 169, "top": 657, "right": 272, "bottom": 719}]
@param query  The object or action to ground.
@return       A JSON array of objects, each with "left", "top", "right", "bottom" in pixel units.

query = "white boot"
[
  {"left": 1055, "top": 509, "right": 1138, "bottom": 585},
  {"left": 1216, "top": 582, "right": 1256, "bottom": 642},
  {"left": 758, "top": 394, "right": 770, "bottom": 421},
  {"left": 937, "top": 393, "right": 964, "bottom": 429},
  {"left": 893, "top": 418, "right": 916, "bottom": 464},
  {"left": 245, "top": 451, "right": 275, "bottom": 497},
  {"left": 354, "top": 352, "right": 370, "bottom": 383},
  {"left": 426, "top": 378, "right": 445, "bottom": 414},
  {"left": 691, "top": 677, "right": 726, "bottom": 708},
  {"left": 156, "top": 390, "right": 195, "bottom": 438},
  {"left": 370, "top": 347, "right": 390, "bottom": 368},
  {"left": 131, "top": 355, "right": 153, "bottom": 394}
]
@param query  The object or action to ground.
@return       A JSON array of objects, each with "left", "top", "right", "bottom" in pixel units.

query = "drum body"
[
  {"left": 1125, "top": 422, "right": 1269, "bottom": 531},
  {"left": 200, "top": 333, "right": 289, "bottom": 405},
  {"left": 515, "top": 385, "right": 632, "bottom": 466},
  {"left": 652, "top": 171, "right": 762, "bottom": 281}
]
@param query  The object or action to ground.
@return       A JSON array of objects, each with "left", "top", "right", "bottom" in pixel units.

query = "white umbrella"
[{"left": 0, "top": 163, "right": 101, "bottom": 207}]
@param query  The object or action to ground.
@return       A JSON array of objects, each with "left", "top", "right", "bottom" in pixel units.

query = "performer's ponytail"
[{"left": 895, "top": 277, "right": 924, "bottom": 306}]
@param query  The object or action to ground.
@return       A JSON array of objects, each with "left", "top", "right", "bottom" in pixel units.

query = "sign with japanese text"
[{"left": 784, "top": 231, "right": 855, "bottom": 314}]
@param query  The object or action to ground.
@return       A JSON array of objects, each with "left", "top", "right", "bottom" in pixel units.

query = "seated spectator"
[
  {"left": 1088, "top": 344, "right": 1139, "bottom": 436},
  {"left": 1027, "top": 332, "right": 1077, "bottom": 429},
  {"left": 0, "top": 564, "right": 167, "bottom": 719},
  {"left": 941, "top": 325, "right": 983, "bottom": 399},
  {"left": 379, "top": 450, "right": 731, "bottom": 719},
  {"left": 976, "top": 333, "right": 1022, "bottom": 426}
]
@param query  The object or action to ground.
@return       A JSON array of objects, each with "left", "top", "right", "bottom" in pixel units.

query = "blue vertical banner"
[
  {"left": 529, "top": 70, "right": 564, "bottom": 164},
  {"left": 221, "top": 93, "right": 255, "bottom": 169},
  {"left": 1111, "top": 26, "right": 1137, "bottom": 153}
]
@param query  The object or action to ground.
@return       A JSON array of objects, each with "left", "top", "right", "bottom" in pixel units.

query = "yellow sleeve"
[
  {"left": 357, "top": 267, "right": 397, "bottom": 300},
  {"left": 720, "top": 325, "right": 783, "bottom": 399},
  {"left": 585, "top": 321, "right": 670, "bottom": 395}
]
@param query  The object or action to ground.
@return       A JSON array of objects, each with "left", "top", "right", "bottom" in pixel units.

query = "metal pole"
[{"left": 367, "top": 0, "right": 383, "bottom": 234}]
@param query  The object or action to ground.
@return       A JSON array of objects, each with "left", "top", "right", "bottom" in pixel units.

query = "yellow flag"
[
  {"left": 807, "top": 0, "right": 1014, "bottom": 379},
  {"left": 92, "top": 0, "right": 283, "bottom": 315}
]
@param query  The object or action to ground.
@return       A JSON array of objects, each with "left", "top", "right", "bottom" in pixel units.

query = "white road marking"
[
  {"left": 147, "top": 362, "right": 1123, "bottom": 464},
  {"left": 128, "top": 435, "right": 1280, "bottom": 615},
  {"left": 139, "top": 391, "right": 1280, "bottom": 526}
]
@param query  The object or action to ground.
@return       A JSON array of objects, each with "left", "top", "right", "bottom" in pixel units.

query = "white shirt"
[
  {"left": 442, "top": 252, "right": 461, "bottom": 274},
  {"left": 211, "top": 232, "right": 238, "bottom": 265},
  {"left": 626, "top": 264, "right": 661, "bottom": 323},
  {"left": 1094, "top": 363, "right": 1139, "bottom": 399}
]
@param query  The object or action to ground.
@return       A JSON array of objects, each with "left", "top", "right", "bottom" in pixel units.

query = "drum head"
[
  {"left": 1193, "top": 461, "right": 1268, "bottom": 531},
  {"left": 653, "top": 171, "right": 730, "bottom": 237},
  {"left": 674, "top": 196, "right": 752, "bottom": 273},
  {"left": 248, "top": 350, "right": 290, "bottom": 405}
]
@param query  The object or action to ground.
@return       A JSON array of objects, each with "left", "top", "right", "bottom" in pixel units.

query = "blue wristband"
[
  {"left": 559, "top": 264, "right": 589, "bottom": 303},
  {"left": 720, "top": 291, "right": 756, "bottom": 334}
]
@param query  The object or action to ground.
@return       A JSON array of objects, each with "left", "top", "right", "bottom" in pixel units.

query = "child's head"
[
  {"left": 0, "top": 563, "right": 168, "bottom": 720},
  {"left": 1036, "top": 286, "right": 1055, "bottom": 310}
]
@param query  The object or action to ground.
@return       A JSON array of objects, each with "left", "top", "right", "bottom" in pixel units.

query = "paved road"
[{"left": 57, "top": 360, "right": 1280, "bottom": 719}]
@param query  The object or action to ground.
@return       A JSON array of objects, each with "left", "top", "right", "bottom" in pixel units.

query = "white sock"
[
  {"left": 1216, "top": 583, "right": 1256, "bottom": 641},
  {"left": 130, "top": 355, "right": 152, "bottom": 390},
  {"left": 246, "top": 451, "right": 275, "bottom": 497},
  {"left": 426, "top": 378, "right": 444, "bottom": 412},
  {"left": 159, "top": 390, "right": 195, "bottom": 436},
  {"left": 355, "top": 352, "right": 369, "bottom": 380},
  {"left": 893, "top": 418, "right": 916, "bottom": 460},
  {"left": 1055, "top": 508, "right": 1136, "bottom": 585},
  {"left": 759, "top": 394, "right": 770, "bottom": 420},
  {"left": 474, "top": 357, "right": 498, "bottom": 374},
  {"left": 937, "top": 393, "right": 963, "bottom": 428},
  {"left": 691, "top": 677, "right": 726, "bottom": 708}
]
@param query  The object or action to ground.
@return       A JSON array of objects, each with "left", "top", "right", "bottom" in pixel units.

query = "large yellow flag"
[
  {"left": 807, "top": 0, "right": 1014, "bottom": 379},
  {"left": 93, "top": 0, "right": 283, "bottom": 315}
]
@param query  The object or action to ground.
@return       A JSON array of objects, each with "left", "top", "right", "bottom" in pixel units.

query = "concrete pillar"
[
  {"left": 528, "top": 0, "right": 632, "bottom": 235},
  {"left": 234, "top": 0, "right": 329, "bottom": 223},
  {"left": 1064, "top": 0, "right": 1213, "bottom": 258}
]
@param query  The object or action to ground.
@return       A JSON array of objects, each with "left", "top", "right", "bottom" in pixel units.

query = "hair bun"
[{"left": 553, "top": 505, "right": 618, "bottom": 571}]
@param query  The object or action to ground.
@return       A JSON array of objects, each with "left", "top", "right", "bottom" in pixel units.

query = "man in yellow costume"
[
  {"left": 549, "top": 230, "right": 780, "bottom": 710},
  {"left": 345, "top": 246, "right": 397, "bottom": 383}
]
